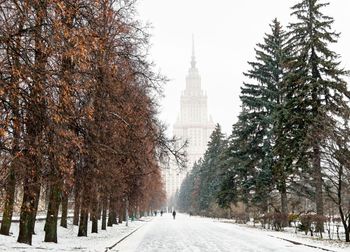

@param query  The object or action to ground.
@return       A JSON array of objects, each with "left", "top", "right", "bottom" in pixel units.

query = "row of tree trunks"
[
  {"left": 15, "top": 184, "right": 156, "bottom": 243},
  {"left": 1, "top": 0, "right": 169, "bottom": 245}
]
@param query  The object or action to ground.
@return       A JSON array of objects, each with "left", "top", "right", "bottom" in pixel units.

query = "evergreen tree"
[
  {"left": 219, "top": 19, "right": 290, "bottom": 216},
  {"left": 178, "top": 162, "right": 200, "bottom": 213},
  {"left": 178, "top": 125, "right": 227, "bottom": 215},
  {"left": 281, "top": 0, "right": 350, "bottom": 231},
  {"left": 218, "top": 119, "right": 252, "bottom": 209},
  {"left": 198, "top": 124, "right": 227, "bottom": 213}
]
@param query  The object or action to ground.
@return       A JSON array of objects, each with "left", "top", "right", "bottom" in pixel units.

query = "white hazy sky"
[{"left": 137, "top": 0, "right": 350, "bottom": 135}]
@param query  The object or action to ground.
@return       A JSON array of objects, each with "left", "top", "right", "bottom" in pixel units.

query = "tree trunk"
[
  {"left": 18, "top": 1, "right": 47, "bottom": 244},
  {"left": 0, "top": 168, "right": 16, "bottom": 235},
  {"left": 118, "top": 205, "right": 124, "bottom": 223},
  {"left": 91, "top": 192, "right": 98, "bottom": 233},
  {"left": 78, "top": 207, "right": 88, "bottom": 237},
  {"left": 107, "top": 195, "right": 117, "bottom": 226},
  {"left": 102, "top": 196, "right": 108, "bottom": 230},
  {"left": 338, "top": 166, "right": 350, "bottom": 243},
  {"left": 345, "top": 226, "right": 349, "bottom": 242},
  {"left": 17, "top": 176, "right": 40, "bottom": 245},
  {"left": 78, "top": 185, "right": 89, "bottom": 237},
  {"left": 73, "top": 185, "right": 81, "bottom": 226},
  {"left": 313, "top": 144, "right": 324, "bottom": 232},
  {"left": 91, "top": 214, "right": 98, "bottom": 233},
  {"left": 60, "top": 191, "right": 68, "bottom": 228},
  {"left": 125, "top": 198, "right": 129, "bottom": 227},
  {"left": 280, "top": 180, "right": 288, "bottom": 227},
  {"left": 44, "top": 183, "right": 61, "bottom": 243},
  {"left": 31, "top": 184, "right": 41, "bottom": 235},
  {"left": 108, "top": 210, "right": 118, "bottom": 226},
  {"left": 97, "top": 201, "right": 102, "bottom": 220},
  {"left": 107, "top": 209, "right": 115, "bottom": 227},
  {"left": 0, "top": 111, "right": 19, "bottom": 236},
  {"left": 136, "top": 206, "right": 140, "bottom": 219}
]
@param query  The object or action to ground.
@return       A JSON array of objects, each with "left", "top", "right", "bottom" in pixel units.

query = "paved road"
[{"left": 112, "top": 213, "right": 329, "bottom": 252}]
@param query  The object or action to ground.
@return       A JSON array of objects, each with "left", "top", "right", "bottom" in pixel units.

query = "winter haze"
[{"left": 138, "top": 0, "right": 350, "bottom": 135}]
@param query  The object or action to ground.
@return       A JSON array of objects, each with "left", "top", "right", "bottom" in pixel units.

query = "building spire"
[{"left": 191, "top": 34, "right": 196, "bottom": 68}]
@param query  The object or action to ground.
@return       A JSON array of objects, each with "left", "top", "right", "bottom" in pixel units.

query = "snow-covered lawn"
[
  {"left": 214, "top": 219, "right": 350, "bottom": 252},
  {"left": 0, "top": 217, "right": 149, "bottom": 251},
  {"left": 1, "top": 213, "right": 350, "bottom": 251}
]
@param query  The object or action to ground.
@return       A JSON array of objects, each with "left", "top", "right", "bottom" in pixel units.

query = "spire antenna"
[{"left": 191, "top": 34, "right": 196, "bottom": 68}]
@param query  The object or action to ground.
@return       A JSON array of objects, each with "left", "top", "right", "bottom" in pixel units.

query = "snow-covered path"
[
  {"left": 2, "top": 214, "right": 348, "bottom": 251},
  {"left": 113, "top": 213, "right": 334, "bottom": 252}
]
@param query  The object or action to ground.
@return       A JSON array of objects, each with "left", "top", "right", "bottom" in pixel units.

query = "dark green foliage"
[
  {"left": 280, "top": 0, "right": 350, "bottom": 230},
  {"left": 280, "top": 0, "right": 349, "bottom": 173},
  {"left": 177, "top": 162, "right": 200, "bottom": 212},
  {"left": 177, "top": 124, "right": 227, "bottom": 215},
  {"left": 218, "top": 19, "right": 289, "bottom": 212},
  {"left": 198, "top": 124, "right": 227, "bottom": 211},
  {"left": 218, "top": 0, "right": 349, "bottom": 224}
]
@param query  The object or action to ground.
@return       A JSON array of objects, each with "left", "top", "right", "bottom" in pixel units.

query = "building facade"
[{"left": 164, "top": 40, "right": 215, "bottom": 199}]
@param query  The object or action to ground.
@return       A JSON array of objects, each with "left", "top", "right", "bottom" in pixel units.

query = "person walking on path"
[{"left": 172, "top": 210, "right": 176, "bottom": 220}]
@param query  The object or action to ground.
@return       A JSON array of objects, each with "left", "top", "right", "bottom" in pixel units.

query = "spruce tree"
[
  {"left": 178, "top": 124, "right": 227, "bottom": 215},
  {"left": 178, "top": 161, "right": 198, "bottom": 213},
  {"left": 282, "top": 0, "right": 350, "bottom": 231},
  {"left": 219, "top": 19, "right": 289, "bottom": 215},
  {"left": 198, "top": 124, "right": 227, "bottom": 213},
  {"left": 218, "top": 118, "right": 253, "bottom": 210}
]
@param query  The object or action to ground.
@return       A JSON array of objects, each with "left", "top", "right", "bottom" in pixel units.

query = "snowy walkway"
[
  {"left": 1, "top": 214, "right": 349, "bottom": 251},
  {"left": 112, "top": 213, "right": 346, "bottom": 252}
]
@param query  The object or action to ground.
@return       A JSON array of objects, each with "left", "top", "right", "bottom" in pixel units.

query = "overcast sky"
[{"left": 137, "top": 0, "right": 350, "bottom": 135}]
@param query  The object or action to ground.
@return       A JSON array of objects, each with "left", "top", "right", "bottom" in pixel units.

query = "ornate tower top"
[{"left": 185, "top": 36, "right": 201, "bottom": 95}]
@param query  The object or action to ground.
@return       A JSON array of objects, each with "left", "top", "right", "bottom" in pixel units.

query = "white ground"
[
  {"left": 114, "top": 214, "right": 349, "bottom": 252},
  {"left": 0, "top": 217, "right": 147, "bottom": 251},
  {"left": 1, "top": 213, "right": 350, "bottom": 252}
]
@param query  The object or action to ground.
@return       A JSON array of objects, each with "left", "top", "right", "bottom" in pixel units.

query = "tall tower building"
[{"left": 165, "top": 38, "right": 215, "bottom": 199}]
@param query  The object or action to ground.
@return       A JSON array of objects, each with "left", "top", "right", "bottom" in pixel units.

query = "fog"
[{"left": 138, "top": 0, "right": 350, "bottom": 135}]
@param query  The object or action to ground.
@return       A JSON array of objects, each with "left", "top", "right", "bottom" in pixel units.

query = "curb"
[
  {"left": 269, "top": 235, "right": 336, "bottom": 252},
  {"left": 105, "top": 219, "right": 152, "bottom": 252}
]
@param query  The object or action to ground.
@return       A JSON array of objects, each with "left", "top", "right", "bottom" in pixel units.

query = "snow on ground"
[
  {"left": 114, "top": 213, "right": 350, "bottom": 252},
  {"left": 230, "top": 222, "right": 350, "bottom": 252},
  {"left": 0, "top": 217, "right": 149, "bottom": 252},
  {"left": 1, "top": 213, "right": 350, "bottom": 252}
]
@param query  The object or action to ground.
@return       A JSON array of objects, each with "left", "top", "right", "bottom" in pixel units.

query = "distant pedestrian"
[
  {"left": 160, "top": 210, "right": 163, "bottom": 216},
  {"left": 172, "top": 210, "right": 176, "bottom": 220}
]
